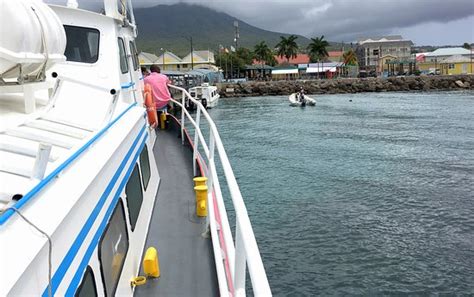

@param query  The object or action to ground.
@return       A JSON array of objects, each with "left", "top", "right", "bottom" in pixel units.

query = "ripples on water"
[{"left": 206, "top": 91, "right": 474, "bottom": 295}]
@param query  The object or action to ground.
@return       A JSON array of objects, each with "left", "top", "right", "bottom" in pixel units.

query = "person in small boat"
[
  {"left": 144, "top": 65, "right": 172, "bottom": 113},
  {"left": 298, "top": 88, "right": 305, "bottom": 102}
]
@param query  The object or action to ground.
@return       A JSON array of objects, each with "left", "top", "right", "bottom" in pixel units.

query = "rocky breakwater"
[{"left": 218, "top": 75, "right": 474, "bottom": 97}]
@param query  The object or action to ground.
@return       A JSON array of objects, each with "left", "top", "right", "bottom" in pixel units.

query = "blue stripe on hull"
[
  {"left": 42, "top": 124, "right": 146, "bottom": 297},
  {"left": 66, "top": 133, "right": 149, "bottom": 295}
]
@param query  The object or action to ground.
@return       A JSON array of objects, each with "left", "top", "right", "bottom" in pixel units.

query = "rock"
[{"left": 455, "top": 80, "right": 465, "bottom": 88}]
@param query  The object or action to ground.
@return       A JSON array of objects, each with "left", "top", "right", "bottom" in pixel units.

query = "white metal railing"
[{"left": 168, "top": 84, "right": 272, "bottom": 297}]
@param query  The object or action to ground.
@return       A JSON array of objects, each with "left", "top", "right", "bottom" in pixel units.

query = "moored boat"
[{"left": 188, "top": 82, "right": 220, "bottom": 109}]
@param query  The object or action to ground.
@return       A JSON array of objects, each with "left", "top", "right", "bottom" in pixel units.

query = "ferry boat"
[
  {"left": 188, "top": 83, "right": 220, "bottom": 109},
  {"left": 0, "top": 1, "right": 271, "bottom": 296}
]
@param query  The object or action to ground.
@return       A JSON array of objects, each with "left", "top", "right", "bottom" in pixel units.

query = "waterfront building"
[
  {"left": 439, "top": 55, "right": 472, "bottom": 75},
  {"left": 327, "top": 51, "right": 344, "bottom": 62},
  {"left": 244, "top": 64, "right": 274, "bottom": 80},
  {"left": 156, "top": 51, "right": 183, "bottom": 71},
  {"left": 355, "top": 35, "right": 413, "bottom": 74},
  {"left": 138, "top": 52, "right": 159, "bottom": 66},
  {"left": 274, "top": 54, "right": 310, "bottom": 66},
  {"left": 271, "top": 66, "right": 299, "bottom": 80},
  {"left": 181, "top": 50, "right": 217, "bottom": 71},
  {"left": 417, "top": 47, "right": 472, "bottom": 74},
  {"left": 139, "top": 50, "right": 217, "bottom": 72}
]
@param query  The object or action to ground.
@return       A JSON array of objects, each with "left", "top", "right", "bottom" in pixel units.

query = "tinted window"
[
  {"left": 125, "top": 164, "right": 143, "bottom": 231},
  {"left": 118, "top": 38, "right": 129, "bottom": 74},
  {"left": 129, "top": 41, "right": 139, "bottom": 71},
  {"left": 64, "top": 26, "right": 99, "bottom": 63},
  {"left": 99, "top": 200, "right": 129, "bottom": 297},
  {"left": 75, "top": 266, "right": 98, "bottom": 297},
  {"left": 140, "top": 146, "right": 151, "bottom": 191}
]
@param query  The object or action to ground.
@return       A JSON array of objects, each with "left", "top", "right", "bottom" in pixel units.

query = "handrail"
[{"left": 168, "top": 84, "right": 272, "bottom": 296}]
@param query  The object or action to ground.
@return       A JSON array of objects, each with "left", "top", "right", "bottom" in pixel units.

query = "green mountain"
[{"left": 134, "top": 3, "right": 310, "bottom": 56}]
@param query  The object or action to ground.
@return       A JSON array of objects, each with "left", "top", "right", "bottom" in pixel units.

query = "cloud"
[{"left": 45, "top": 0, "right": 474, "bottom": 44}]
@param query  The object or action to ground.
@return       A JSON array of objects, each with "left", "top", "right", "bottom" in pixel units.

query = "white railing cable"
[{"left": 168, "top": 85, "right": 272, "bottom": 296}]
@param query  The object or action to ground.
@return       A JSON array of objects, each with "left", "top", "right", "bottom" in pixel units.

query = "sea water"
[{"left": 206, "top": 91, "right": 474, "bottom": 295}]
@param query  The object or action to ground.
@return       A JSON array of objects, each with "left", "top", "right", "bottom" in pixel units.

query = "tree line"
[{"left": 216, "top": 35, "right": 358, "bottom": 78}]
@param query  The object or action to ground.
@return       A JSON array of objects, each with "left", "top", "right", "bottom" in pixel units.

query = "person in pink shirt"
[{"left": 144, "top": 65, "right": 172, "bottom": 111}]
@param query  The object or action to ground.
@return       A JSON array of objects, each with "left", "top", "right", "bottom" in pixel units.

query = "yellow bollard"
[
  {"left": 194, "top": 185, "right": 208, "bottom": 217},
  {"left": 159, "top": 112, "right": 167, "bottom": 130},
  {"left": 143, "top": 247, "right": 160, "bottom": 278},
  {"left": 193, "top": 176, "right": 208, "bottom": 187}
]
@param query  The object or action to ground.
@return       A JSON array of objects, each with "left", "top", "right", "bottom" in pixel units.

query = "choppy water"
[{"left": 205, "top": 91, "right": 474, "bottom": 295}]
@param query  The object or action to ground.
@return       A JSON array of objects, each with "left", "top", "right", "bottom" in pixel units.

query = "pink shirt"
[{"left": 144, "top": 72, "right": 172, "bottom": 109}]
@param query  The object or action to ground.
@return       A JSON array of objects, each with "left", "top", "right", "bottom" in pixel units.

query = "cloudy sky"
[{"left": 48, "top": 0, "right": 474, "bottom": 45}]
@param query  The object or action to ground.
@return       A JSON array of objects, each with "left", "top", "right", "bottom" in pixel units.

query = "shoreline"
[{"left": 217, "top": 75, "right": 474, "bottom": 98}]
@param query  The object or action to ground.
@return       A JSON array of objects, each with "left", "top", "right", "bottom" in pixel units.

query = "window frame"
[
  {"left": 98, "top": 199, "right": 130, "bottom": 297},
  {"left": 125, "top": 164, "right": 144, "bottom": 231},
  {"left": 75, "top": 266, "right": 98, "bottom": 297},
  {"left": 129, "top": 41, "right": 139, "bottom": 71},
  {"left": 63, "top": 25, "right": 100, "bottom": 64},
  {"left": 139, "top": 145, "right": 151, "bottom": 191},
  {"left": 118, "top": 37, "right": 129, "bottom": 74}
]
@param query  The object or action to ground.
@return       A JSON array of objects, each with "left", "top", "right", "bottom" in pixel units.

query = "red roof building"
[
  {"left": 327, "top": 51, "right": 343, "bottom": 62},
  {"left": 274, "top": 54, "right": 310, "bottom": 65}
]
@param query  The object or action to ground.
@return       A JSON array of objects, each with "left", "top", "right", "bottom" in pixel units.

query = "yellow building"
[
  {"left": 379, "top": 54, "right": 398, "bottom": 73},
  {"left": 439, "top": 55, "right": 472, "bottom": 75},
  {"left": 156, "top": 51, "right": 183, "bottom": 71},
  {"left": 139, "top": 50, "right": 217, "bottom": 72},
  {"left": 180, "top": 50, "right": 217, "bottom": 71},
  {"left": 417, "top": 47, "right": 472, "bottom": 75}
]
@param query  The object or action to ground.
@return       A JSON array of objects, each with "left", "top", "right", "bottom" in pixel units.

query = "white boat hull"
[{"left": 289, "top": 93, "right": 316, "bottom": 107}]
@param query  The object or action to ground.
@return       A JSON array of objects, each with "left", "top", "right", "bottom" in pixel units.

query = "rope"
[{"left": 7, "top": 207, "right": 53, "bottom": 297}]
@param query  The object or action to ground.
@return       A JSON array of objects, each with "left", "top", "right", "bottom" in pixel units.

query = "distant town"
[{"left": 139, "top": 34, "right": 473, "bottom": 86}]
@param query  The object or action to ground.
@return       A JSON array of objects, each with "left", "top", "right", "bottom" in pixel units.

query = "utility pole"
[
  {"left": 182, "top": 36, "right": 194, "bottom": 70},
  {"left": 234, "top": 21, "right": 239, "bottom": 49},
  {"left": 160, "top": 47, "right": 165, "bottom": 70},
  {"left": 190, "top": 36, "right": 194, "bottom": 70}
]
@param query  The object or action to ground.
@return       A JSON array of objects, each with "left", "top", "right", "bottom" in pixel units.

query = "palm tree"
[
  {"left": 254, "top": 41, "right": 273, "bottom": 79},
  {"left": 343, "top": 49, "right": 358, "bottom": 66},
  {"left": 276, "top": 35, "right": 299, "bottom": 64},
  {"left": 307, "top": 35, "right": 329, "bottom": 78},
  {"left": 342, "top": 49, "right": 358, "bottom": 77}
]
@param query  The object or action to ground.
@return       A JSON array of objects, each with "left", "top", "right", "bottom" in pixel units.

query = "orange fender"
[{"left": 144, "top": 84, "right": 158, "bottom": 127}]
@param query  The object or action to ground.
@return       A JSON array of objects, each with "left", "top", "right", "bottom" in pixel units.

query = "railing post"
[
  {"left": 181, "top": 91, "right": 185, "bottom": 144},
  {"left": 193, "top": 107, "right": 201, "bottom": 176},
  {"left": 234, "top": 223, "right": 246, "bottom": 296},
  {"left": 208, "top": 128, "right": 215, "bottom": 190}
]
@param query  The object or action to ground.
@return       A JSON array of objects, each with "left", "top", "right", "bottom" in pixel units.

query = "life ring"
[{"left": 144, "top": 84, "right": 158, "bottom": 127}]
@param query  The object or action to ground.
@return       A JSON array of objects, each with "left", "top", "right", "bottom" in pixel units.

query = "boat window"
[
  {"left": 139, "top": 145, "right": 151, "bottom": 191},
  {"left": 75, "top": 266, "right": 98, "bottom": 297},
  {"left": 64, "top": 26, "right": 100, "bottom": 64},
  {"left": 129, "top": 41, "right": 139, "bottom": 71},
  {"left": 118, "top": 38, "right": 129, "bottom": 74},
  {"left": 125, "top": 164, "right": 143, "bottom": 231},
  {"left": 99, "top": 200, "right": 129, "bottom": 297}
]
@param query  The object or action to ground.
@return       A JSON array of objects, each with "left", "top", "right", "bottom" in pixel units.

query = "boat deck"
[{"left": 135, "top": 127, "right": 218, "bottom": 296}]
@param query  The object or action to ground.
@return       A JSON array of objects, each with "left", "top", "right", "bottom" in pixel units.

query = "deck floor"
[{"left": 135, "top": 129, "right": 218, "bottom": 297}]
